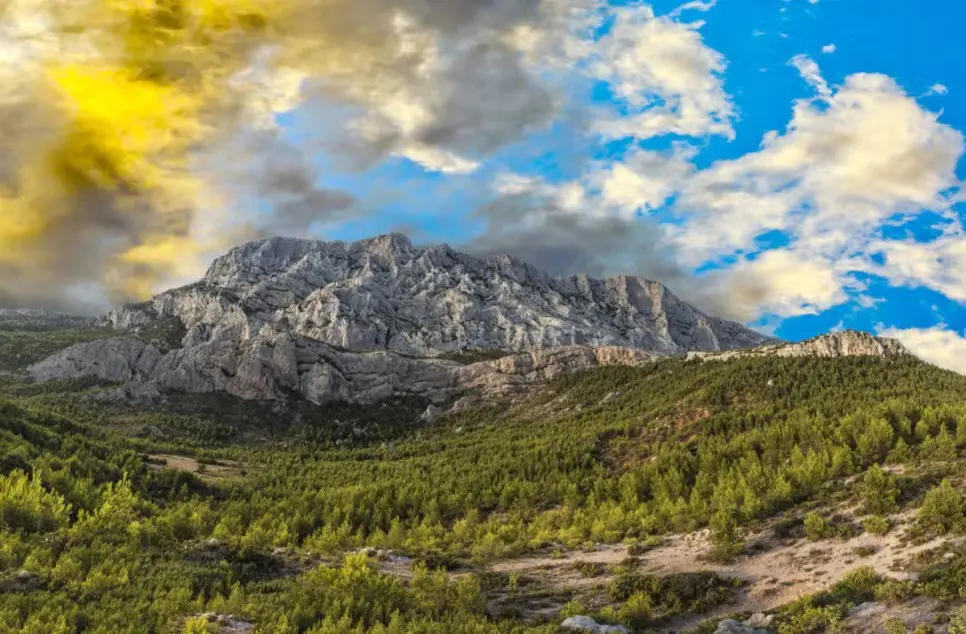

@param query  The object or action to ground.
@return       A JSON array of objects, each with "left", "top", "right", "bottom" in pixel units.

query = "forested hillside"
[{"left": 5, "top": 348, "right": 966, "bottom": 632}]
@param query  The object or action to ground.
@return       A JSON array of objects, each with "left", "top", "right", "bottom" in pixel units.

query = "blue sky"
[{"left": 267, "top": 0, "right": 966, "bottom": 371}]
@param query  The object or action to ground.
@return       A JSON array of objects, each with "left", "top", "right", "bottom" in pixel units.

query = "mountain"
[
  {"left": 103, "top": 233, "right": 772, "bottom": 356},
  {"left": 27, "top": 234, "right": 780, "bottom": 404},
  {"left": 1, "top": 240, "right": 952, "bottom": 634}
]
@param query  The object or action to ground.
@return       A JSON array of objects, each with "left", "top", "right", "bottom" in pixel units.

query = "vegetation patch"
[
  {"left": 0, "top": 328, "right": 115, "bottom": 372},
  {"left": 4, "top": 355, "right": 966, "bottom": 630}
]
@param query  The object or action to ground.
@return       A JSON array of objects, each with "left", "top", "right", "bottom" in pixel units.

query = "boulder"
[
  {"left": 715, "top": 619, "right": 770, "bottom": 634},
  {"left": 561, "top": 616, "right": 632, "bottom": 634}
]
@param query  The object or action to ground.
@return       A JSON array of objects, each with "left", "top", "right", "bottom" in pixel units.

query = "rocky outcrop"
[
  {"left": 714, "top": 620, "right": 769, "bottom": 634},
  {"left": 27, "top": 233, "right": 774, "bottom": 404},
  {"left": 29, "top": 333, "right": 661, "bottom": 405},
  {"left": 561, "top": 616, "right": 631, "bottom": 634},
  {"left": 99, "top": 234, "right": 774, "bottom": 358},
  {"left": 26, "top": 252, "right": 907, "bottom": 407},
  {"left": 686, "top": 331, "right": 909, "bottom": 362}
]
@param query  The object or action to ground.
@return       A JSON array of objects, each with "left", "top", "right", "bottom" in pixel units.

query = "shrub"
[
  {"left": 560, "top": 600, "right": 589, "bottom": 618},
  {"left": 863, "top": 515, "right": 890, "bottom": 535},
  {"left": 885, "top": 618, "right": 906, "bottom": 634},
  {"left": 777, "top": 605, "right": 845, "bottom": 634},
  {"left": 950, "top": 606, "right": 966, "bottom": 634},
  {"left": 618, "top": 592, "right": 654, "bottom": 630},
  {"left": 860, "top": 465, "right": 900, "bottom": 515},
  {"left": 573, "top": 561, "right": 605, "bottom": 578},
  {"left": 804, "top": 512, "right": 830, "bottom": 541},
  {"left": 852, "top": 545, "right": 877, "bottom": 558},
  {"left": 709, "top": 511, "right": 744, "bottom": 563},
  {"left": 875, "top": 579, "right": 916, "bottom": 604},
  {"left": 183, "top": 616, "right": 215, "bottom": 634},
  {"left": 626, "top": 536, "right": 663, "bottom": 556},
  {"left": 918, "top": 480, "right": 966, "bottom": 535},
  {"left": 0, "top": 470, "right": 70, "bottom": 535},
  {"left": 827, "top": 567, "right": 883, "bottom": 604}
]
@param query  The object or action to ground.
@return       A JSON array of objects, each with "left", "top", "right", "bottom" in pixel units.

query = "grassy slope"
[
  {"left": 4, "top": 344, "right": 966, "bottom": 631},
  {"left": 0, "top": 329, "right": 114, "bottom": 373}
]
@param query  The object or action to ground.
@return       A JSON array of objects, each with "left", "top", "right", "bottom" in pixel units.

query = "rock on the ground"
[
  {"left": 847, "top": 602, "right": 888, "bottom": 619},
  {"left": 420, "top": 404, "right": 443, "bottom": 424},
  {"left": 561, "top": 616, "right": 631, "bottom": 634},
  {"left": 743, "top": 613, "right": 774, "bottom": 628},
  {"left": 16, "top": 570, "right": 37, "bottom": 583},
  {"left": 715, "top": 619, "right": 770, "bottom": 634},
  {"left": 198, "top": 613, "right": 255, "bottom": 633}
]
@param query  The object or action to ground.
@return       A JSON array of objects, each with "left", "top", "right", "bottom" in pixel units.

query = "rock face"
[
  {"left": 100, "top": 234, "right": 772, "bottom": 356},
  {"left": 687, "top": 331, "right": 910, "bottom": 362},
  {"left": 30, "top": 335, "right": 660, "bottom": 405},
  {"left": 28, "top": 234, "right": 773, "bottom": 404}
]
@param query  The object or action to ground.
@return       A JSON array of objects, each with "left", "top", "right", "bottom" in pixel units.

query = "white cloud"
[
  {"left": 879, "top": 325, "right": 966, "bottom": 374},
  {"left": 706, "top": 249, "right": 851, "bottom": 320},
  {"left": 589, "top": 5, "right": 735, "bottom": 140},
  {"left": 594, "top": 145, "right": 696, "bottom": 214},
  {"left": 669, "top": 0, "right": 718, "bottom": 18},
  {"left": 555, "top": 57, "right": 964, "bottom": 321},
  {"left": 671, "top": 68, "right": 963, "bottom": 281},
  {"left": 866, "top": 235, "right": 966, "bottom": 302},
  {"left": 790, "top": 55, "right": 831, "bottom": 97},
  {"left": 926, "top": 83, "right": 949, "bottom": 97},
  {"left": 472, "top": 10, "right": 966, "bottom": 327},
  {"left": 822, "top": 43, "right": 836, "bottom": 54}
]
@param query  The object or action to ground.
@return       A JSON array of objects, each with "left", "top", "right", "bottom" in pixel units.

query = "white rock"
[
  {"left": 715, "top": 619, "right": 769, "bottom": 634},
  {"left": 688, "top": 330, "right": 908, "bottom": 363},
  {"left": 561, "top": 616, "right": 631, "bottom": 634},
  {"left": 33, "top": 234, "right": 780, "bottom": 404},
  {"left": 847, "top": 602, "right": 887, "bottom": 618},
  {"left": 420, "top": 405, "right": 443, "bottom": 424},
  {"left": 744, "top": 613, "right": 774, "bottom": 628}
]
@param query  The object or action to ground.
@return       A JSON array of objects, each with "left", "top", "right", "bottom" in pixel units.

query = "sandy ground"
[
  {"left": 485, "top": 520, "right": 958, "bottom": 632},
  {"left": 146, "top": 454, "right": 244, "bottom": 479}
]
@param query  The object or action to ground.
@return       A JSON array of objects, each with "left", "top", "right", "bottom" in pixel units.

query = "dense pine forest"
[{"left": 5, "top": 327, "right": 966, "bottom": 632}]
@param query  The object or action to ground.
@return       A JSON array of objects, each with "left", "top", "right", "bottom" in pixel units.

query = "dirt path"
[{"left": 486, "top": 524, "right": 957, "bottom": 632}]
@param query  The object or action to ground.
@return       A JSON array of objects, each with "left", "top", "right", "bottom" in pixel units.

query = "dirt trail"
[{"left": 486, "top": 524, "right": 957, "bottom": 632}]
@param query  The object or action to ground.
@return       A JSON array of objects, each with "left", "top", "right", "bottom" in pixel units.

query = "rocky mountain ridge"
[
  {"left": 23, "top": 235, "right": 911, "bottom": 405},
  {"left": 98, "top": 234, "right": 773, "bottom": 357},
  {"left": 686, "top": 330, "right": 910, "bottom": 362}
]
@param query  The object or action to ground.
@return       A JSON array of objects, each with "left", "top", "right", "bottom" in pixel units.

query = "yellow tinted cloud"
[{"left": 0, "top": 0, "right": 559, "bottom": 309}]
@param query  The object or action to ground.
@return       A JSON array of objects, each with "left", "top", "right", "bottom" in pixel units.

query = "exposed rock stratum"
[{"left": 26, "top": 234, "right": 903, "bottom": 405}]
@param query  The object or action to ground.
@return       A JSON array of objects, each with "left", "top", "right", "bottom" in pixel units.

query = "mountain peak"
[
  {"left": 161, "top": 233, "right": 776, "bottom": 357},
  {"left": 67, "top": 232, "right": 786, "bottom": 404}
]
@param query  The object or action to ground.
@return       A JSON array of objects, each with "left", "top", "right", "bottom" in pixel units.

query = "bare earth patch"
[
  {"left": 484, "top": 521, "right": 959, "bottom": 632},
  {"left": 145, "top": 454, "right": 244, "bottom": 479}
]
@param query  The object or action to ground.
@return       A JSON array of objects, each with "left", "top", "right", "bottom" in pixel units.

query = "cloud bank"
[{"left": 0, "top": 0, "right": 570, "bottom": 308}]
